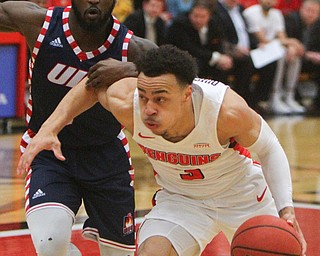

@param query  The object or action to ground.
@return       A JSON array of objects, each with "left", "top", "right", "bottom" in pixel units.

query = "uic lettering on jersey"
[{"left": 47, "top": 63, "right": 87, "bottom": 88}]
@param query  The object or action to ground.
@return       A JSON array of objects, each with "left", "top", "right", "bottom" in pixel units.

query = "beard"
[{"left": 71, "top": 0, "right": 115, "bottom": 32}]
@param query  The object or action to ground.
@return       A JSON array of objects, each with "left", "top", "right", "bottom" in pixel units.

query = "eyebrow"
[{"left": 138, "top": 87, "right": 169, "bottom": 95}]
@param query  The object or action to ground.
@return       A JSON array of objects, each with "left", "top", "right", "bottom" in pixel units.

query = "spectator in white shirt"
[{"left": 244, "top": 0, "right": 305, "bottom": 114}]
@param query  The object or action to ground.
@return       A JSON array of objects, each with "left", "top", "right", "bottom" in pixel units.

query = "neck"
[{"left": 68, "top": 12, "right": 111, "bottom": 50}]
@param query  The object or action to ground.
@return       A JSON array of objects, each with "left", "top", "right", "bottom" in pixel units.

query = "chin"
[
  {"left": 148, "top": 127, "right": 162, "bottom": 136},
  {"left": 152, "top": 130, "right": 163, "bottom": 136}
]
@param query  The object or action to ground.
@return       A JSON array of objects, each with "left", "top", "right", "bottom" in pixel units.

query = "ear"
[{"left": 184, "top": 85, "right": 193, "bottom": 101}]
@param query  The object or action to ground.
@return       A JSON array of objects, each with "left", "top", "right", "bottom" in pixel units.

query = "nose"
[{"left": 144, "top": 101, "right": 157, "bottom": 116}]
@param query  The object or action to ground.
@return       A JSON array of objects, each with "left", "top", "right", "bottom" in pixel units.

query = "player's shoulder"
[
  {"left": 220, "top": 88, "right": 251, "bottom": 122},
  {"left": 1, "top": 1, "right": 46, "bottom": 47},
  {"left": 193, "top": 78, "right": 228, "bottom": 98},
  {"left": 127, "top": 35, "right": 158, "bottom": 61},
  {"left": 193, "top": 78, "right": 221, "bottom": 86},
  {"left": 1, "top": 1, "right": 47, "bottom": 22},
  {"left": 2, "top": 1, "right": 46, "bottom": 19}
]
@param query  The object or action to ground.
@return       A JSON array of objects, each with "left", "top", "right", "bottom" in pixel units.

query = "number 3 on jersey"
[{"left": 180, "top": 169, "right": 204, "bottom": 180}]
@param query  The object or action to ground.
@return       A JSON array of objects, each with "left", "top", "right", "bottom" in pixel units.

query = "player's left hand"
[
  {"left": 16, "top": 128, "right": 65, "bottom": 175},
  {"left": 279, "top": 206, "right": 307, "bottom": 256}
]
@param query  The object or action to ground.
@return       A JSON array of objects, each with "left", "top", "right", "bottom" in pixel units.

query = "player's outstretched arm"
[
  {"left": 220, "top": 90, "right": 293, "bottom": 211},
  {"left": 17, "top": 74, "right": 137, "bottom": 174},
  {"left": 17, "top": 77, "right": 98, "bottom": 174},
  {"left": 246, "top": 119, "right": 307, "bottom": 256},
  {"left": 218, "top": 89, "right": 306, "bottom": 255}
]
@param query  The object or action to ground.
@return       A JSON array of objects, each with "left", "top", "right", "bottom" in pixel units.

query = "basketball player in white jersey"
[{"left": 18, "top": 45, "right": 307, "bottom": 256}]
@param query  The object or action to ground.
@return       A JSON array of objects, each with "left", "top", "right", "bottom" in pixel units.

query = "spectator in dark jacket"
[
  {"left": 215, "top": 0, "right": 256, "bottom": 106},
  {"left": 124, "top": 0, "right": 169, "bottom": 46},
  {"left": 166, "top": 0, "right": 233, "bottom": 82}
]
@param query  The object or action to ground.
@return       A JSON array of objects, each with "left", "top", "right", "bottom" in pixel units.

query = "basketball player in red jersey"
[
  {"left": 18, "top": 45, "right": 306, "bottom": 256},
  {"left": 0, "top": 1, "right": 156, "bottom": 255}
]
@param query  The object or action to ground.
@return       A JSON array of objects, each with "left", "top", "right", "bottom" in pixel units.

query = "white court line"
[
  {"left": 0, "top": 217, "right": 145, "bottom": 238},
  {"left": 0, "top": 204, "right": 319, "bottom": 238}
]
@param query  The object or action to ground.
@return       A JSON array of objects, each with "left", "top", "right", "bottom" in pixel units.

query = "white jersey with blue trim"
[{"left": 132, "top": 78, "right": 256, "bottom": 200}]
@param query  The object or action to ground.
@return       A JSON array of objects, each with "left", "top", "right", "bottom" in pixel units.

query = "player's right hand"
[
  {"left": 279, "top": 206, "right": 307, "bottom": 256},
  {"left": 16, "top": 129, "right": 65, "bottom": 175},
  {"left": 86, "top": 58, "right": 138, "bottom": 89}
]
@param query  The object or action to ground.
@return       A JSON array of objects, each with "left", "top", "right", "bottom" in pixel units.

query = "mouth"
[
  {"left": 144, "top": 120, "right": 158, "bottom": 130},
  {"left": 85, "top": 6, "right": 101, "bottom": 20}
]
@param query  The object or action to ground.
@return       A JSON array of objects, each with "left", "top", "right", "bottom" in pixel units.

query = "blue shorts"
[{"left": 26, "top": 140, "right": 135, "bottom": 248}]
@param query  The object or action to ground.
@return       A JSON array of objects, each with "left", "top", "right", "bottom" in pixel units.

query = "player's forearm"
[
  {"left": 247, "top": 117, "right": 293, "bottom": 212},
  {"left": 258, "top": 142, "right": 293, "bottom": 213},
  {"left": 41, "top": 77, "right": 98, "bottom": 134}
]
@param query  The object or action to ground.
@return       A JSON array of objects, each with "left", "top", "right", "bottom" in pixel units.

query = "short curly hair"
[{"left": 134, "top": 44, "right": 198, "bottom": 86}]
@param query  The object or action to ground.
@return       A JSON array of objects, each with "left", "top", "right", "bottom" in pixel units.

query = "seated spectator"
[
  {"left": 216, "top": 0, "right": 282, "bottom": 112},
  {"left": 285, "top": 0, "right": 320, "bottom": 111},
  {"left": 244, "top": 0, "right": 305, "bottom": 114},
  {"left": 166, "top": 0, "right": 233, "bottom": 82},
  {"left": 123, "top": 0, "right": 170, "bottom": 45},
  {"left": 214, "top": 0, "right": 257, "bottom": 106}
]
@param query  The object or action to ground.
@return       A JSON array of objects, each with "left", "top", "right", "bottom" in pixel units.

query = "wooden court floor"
[{"left": 0, "top": 115, "right": 319, "bottom": 255}]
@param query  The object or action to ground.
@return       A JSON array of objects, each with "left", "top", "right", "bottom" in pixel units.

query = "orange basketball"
[{"left": 231, "top": 215, "right": 302, "bottom": 256}]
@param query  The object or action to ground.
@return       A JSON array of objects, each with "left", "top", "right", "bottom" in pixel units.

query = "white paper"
[{"left": 250, "top": 39, "right": 286, "bottom": 69}]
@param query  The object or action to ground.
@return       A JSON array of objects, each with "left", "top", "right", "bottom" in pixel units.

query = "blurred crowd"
[
  {"left": 120, "top": 0, "right": 320, "bottom": 115},
  {"left": 123, "top": 0, "right": 320, "bottom": 115},
  {"left": 2, "top": 0, "right": 320, "bottom": 115}
]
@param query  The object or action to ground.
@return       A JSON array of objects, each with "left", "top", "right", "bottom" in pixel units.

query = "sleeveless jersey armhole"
[{"left": 28, "top": 7, "right": 54, "bottom": 83}]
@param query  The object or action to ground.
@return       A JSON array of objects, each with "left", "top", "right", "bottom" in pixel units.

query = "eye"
[
  {"left": 155, "top": 97, "right": 165, "bottom": 103},
  {"left": 139, "top": 95, "right": 147, "bottom": 102}
]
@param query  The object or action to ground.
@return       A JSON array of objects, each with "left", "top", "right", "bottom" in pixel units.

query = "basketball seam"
[
  {"left": 231, "top": 246, "right": 301, "bottom": 256},
  {"left": 232, "top": 224, "right": 302, "bottom": 253},
  {"left": 233, "top": 224, "right": 300, "bottom": 243}
]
